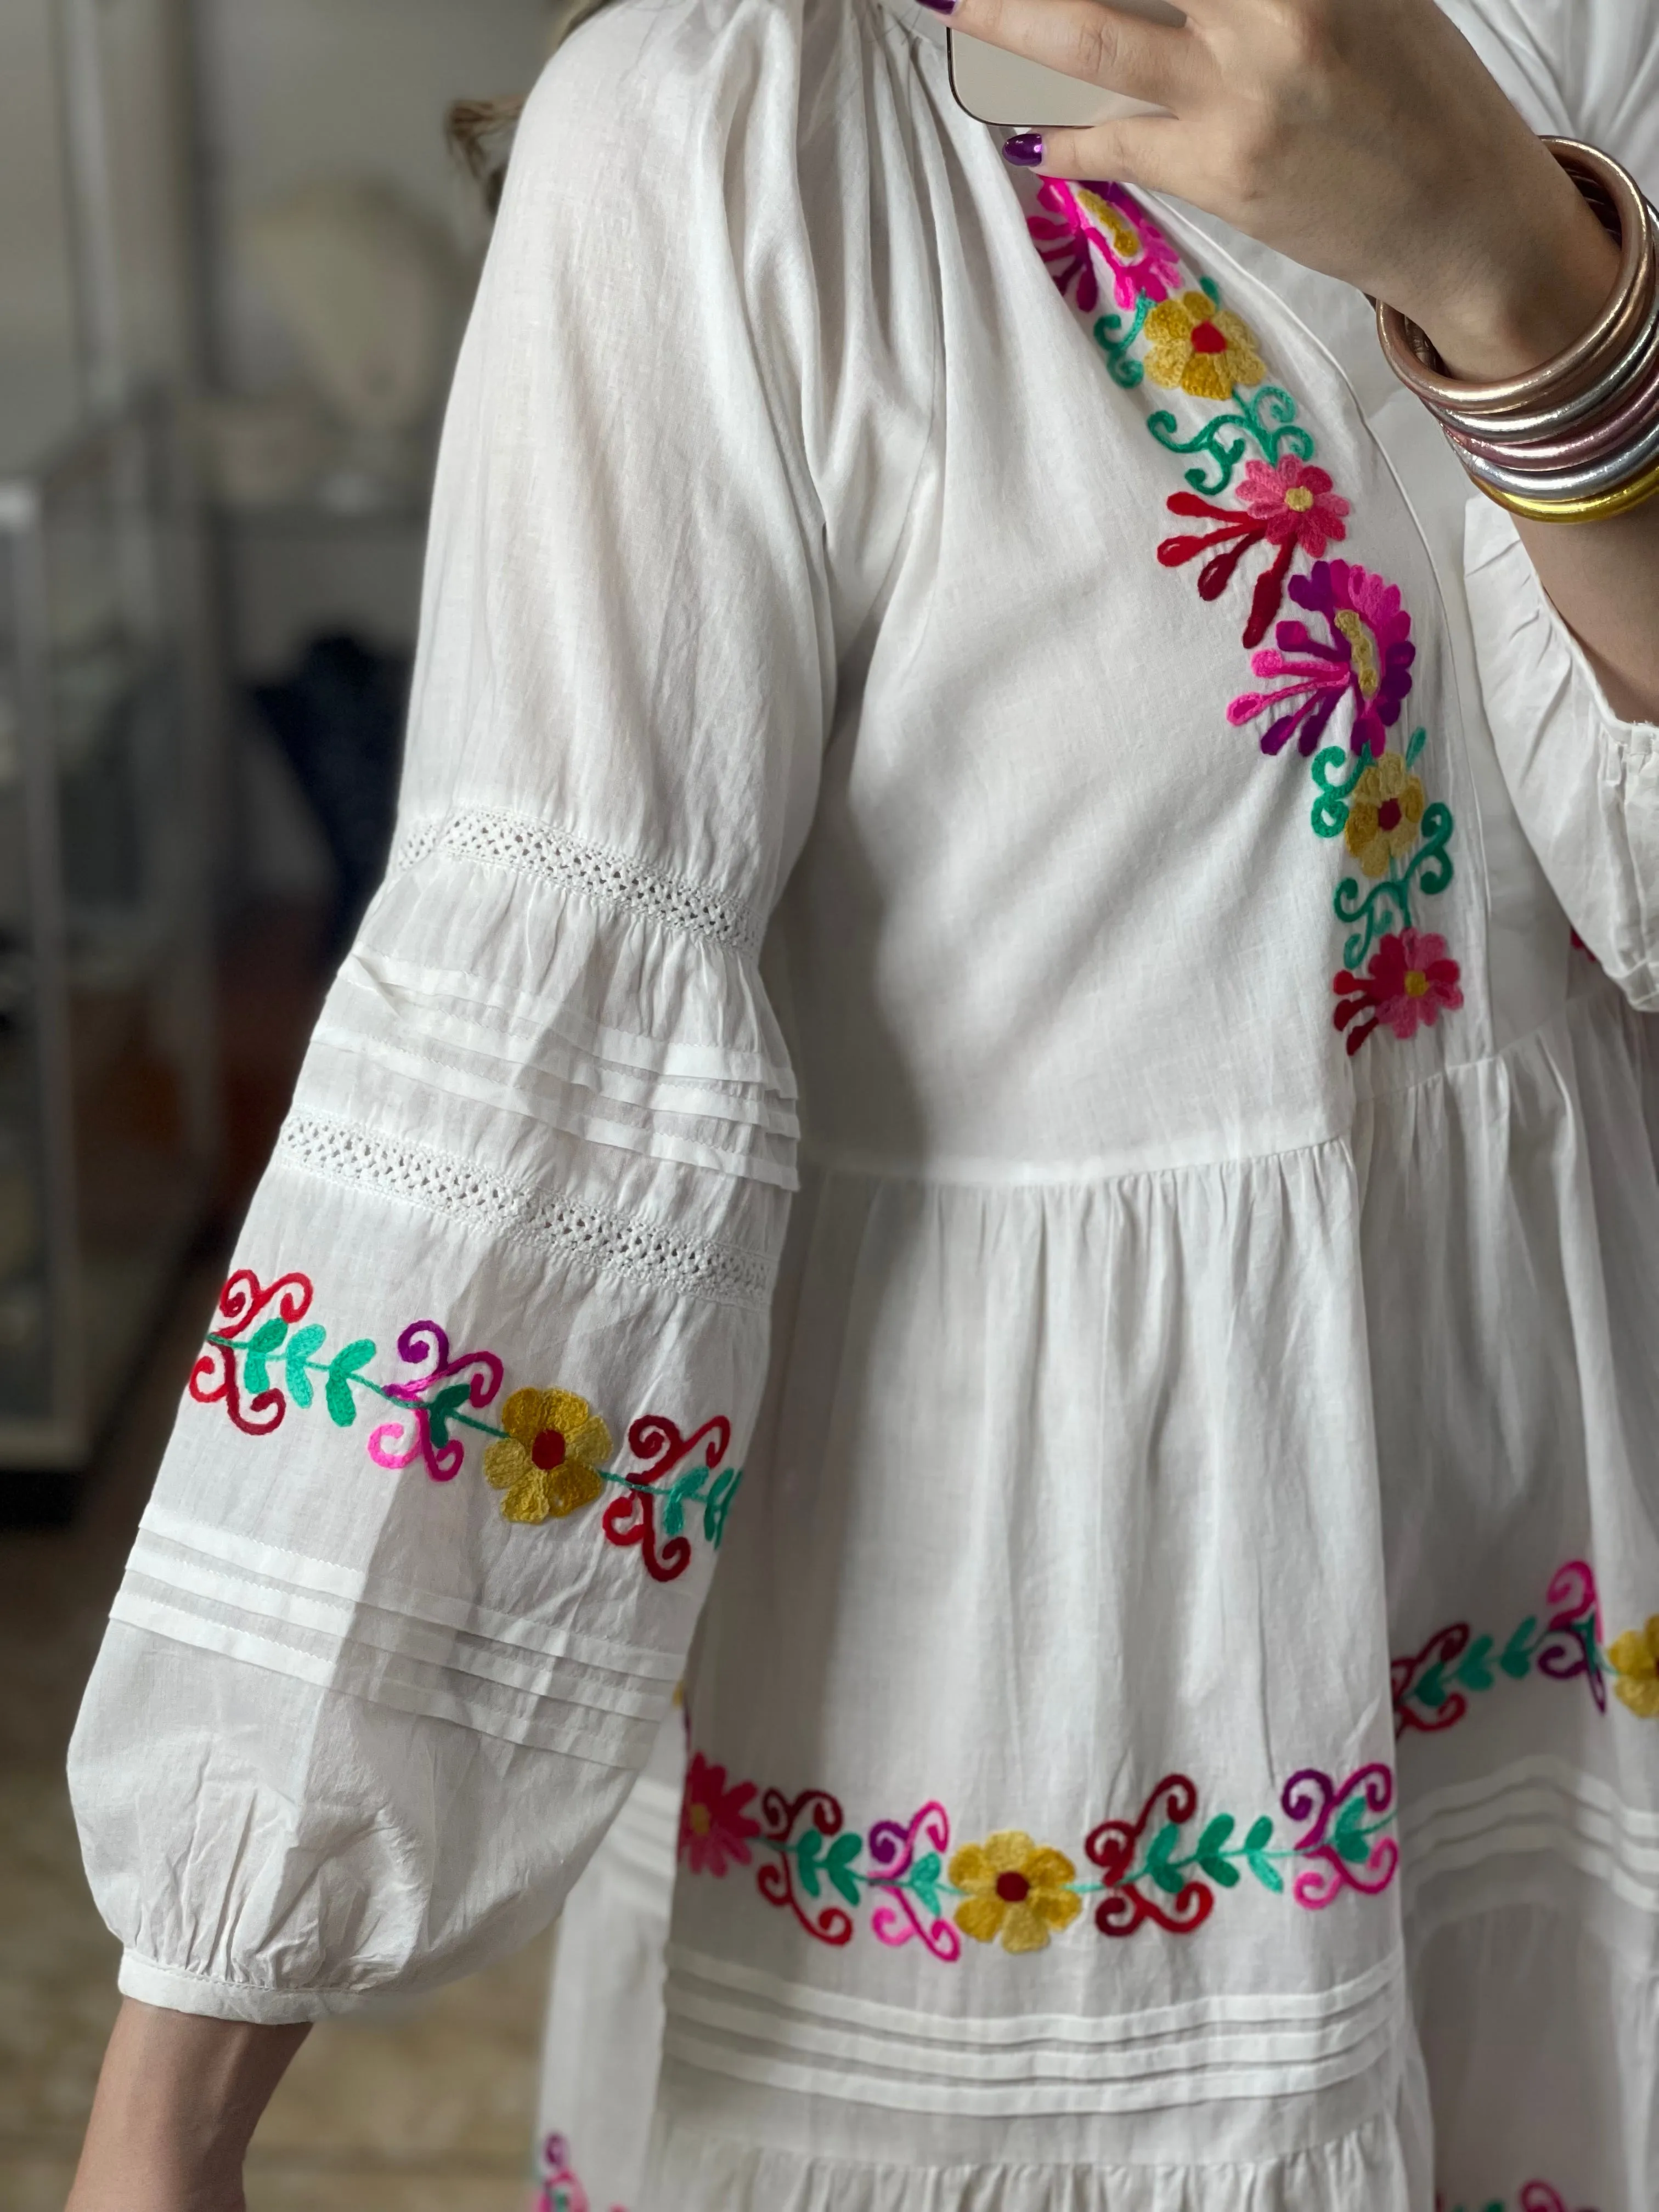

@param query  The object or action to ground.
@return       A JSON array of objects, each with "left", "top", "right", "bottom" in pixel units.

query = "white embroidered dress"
[{"left": 70, "top": 2, "right": 1659, "bottom": 2207}]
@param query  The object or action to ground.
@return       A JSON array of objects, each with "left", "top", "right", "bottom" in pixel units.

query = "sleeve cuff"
[{"left": 117, "top": 1949, "right": 376, "bottom": 2025}]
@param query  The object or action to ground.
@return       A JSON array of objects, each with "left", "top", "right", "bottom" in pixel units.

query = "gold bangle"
[{"left": 1476, "top": 443, "right": 1659, "bottom": 523}]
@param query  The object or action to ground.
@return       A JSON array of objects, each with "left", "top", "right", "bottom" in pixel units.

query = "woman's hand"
[
  {"left": 946, "top": 0, "right": 1619, "bottom": 379},
  {"left": 67, "top": 1999, "right": 309, "bottom": 2212},
  {"left": 945, "top": 0, "right": 1659, "bottom": 719}
]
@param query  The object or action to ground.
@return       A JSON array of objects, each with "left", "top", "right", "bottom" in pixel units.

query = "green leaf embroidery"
[
  {"left": 825, "top": 1832, "right": 864, "bottom": 1906},
  {"left": 795, "top": 1829, "right": 824, "bottom": 1898},
  {"left": 1403, "top": 724, "right": 1427, "bottom": 769},
  {"left": 242, "top": 1317, "right": 289, "bottom": 1397},
  {"left": 1332, "top": 1793, "right": 1374, "bottom": 1865},
  {"left": 908, "top": 1852, "right": 943, "bottom": 1920},
  {"left": 1499, "top": 1616, "right": 1538, "bottom": 1679},
  {"left": 1454, "top": 1634, "right": 1495, "bottom": 1692},
  {"left": 325, "top": 1339, "right": 376, "bottom": 1427},
  {"left": 1195, "top": 1813, "right": 1239, "bottom": 1886},
  {"left": 660, "top": 1464, "right": 709, "bottom": 1541},
  {"left": 1246, "top": 1850, "right": 1285, "bottom": 1893},
  {"left": 1146, "top": 1821, "right": 1187, "bottom": 1896},
  {"left": 284, "top": 1324, "right": 326, "bottom": 1409},
  {"left": 703, "top": 1467, "right": 741, "bottom": 1549},
  {"left": 1413, "top": 1660, "right": 1450, "bottom": 1710},
  {"left": 426, "top": 1382, "right": 473, "bottom": 1449}
]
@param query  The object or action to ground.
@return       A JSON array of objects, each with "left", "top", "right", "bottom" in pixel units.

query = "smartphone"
[{"left": 948, "top": 0, "right": 1186, "bottom": 131}]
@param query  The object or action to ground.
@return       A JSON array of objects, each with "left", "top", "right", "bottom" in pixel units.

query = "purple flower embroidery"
[
  {"left": 1027, "top": 178, "right": 1181, "bottom": 315},
  {"left": 1227, "top": 558, "right": 1415, "bottom": 759}
]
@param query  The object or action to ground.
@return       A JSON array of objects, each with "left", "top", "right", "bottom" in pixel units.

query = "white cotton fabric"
[{"left": 67, "top": 0, "right": 1659, "bottom": 2205}]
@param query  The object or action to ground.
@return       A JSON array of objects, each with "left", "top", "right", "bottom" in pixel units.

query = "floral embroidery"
[
  {"left": 1334, "top": 927, "right": 1464, "bottom": 1052},
  {"left": 1143, "top": 287, "right": 1268, "bottom": 400},
  {"left": 1392, "top": 1560, "right": 1615, "bottom": 1734},
  {"left": 949, "top": 1831, "right": 1082, "bottom": 1953},
  {"left": 1229, "top": 560, "right": 1417, "bottom": 761},
  {"left": 1027, "top": 177, "right": 1180, "bottom": 314},
  {"left": 485, "top": 1388, "right": 613, "bottom": 1522},
  {"left": 190, "top": 1268, "right": 742, "bottom": 1581},
  {"left": 1342, "top": 751, "right": 1426, "bottom": 878},
  {"left": 1605, "top": 1615, "right": 1659, "bottom": 1717},
  {"left": 1026, "top": 180, "right": 1463, "bottom": 1058},
  {"left": 680, "top": 1752, "right": 761, "bottom": 1876},
  {"left": 1158, "top": 455, "right": 1350, "bottom": 647},
  {"left": 679, "top": 1758, "right": 1398, "bottom": 1954}
]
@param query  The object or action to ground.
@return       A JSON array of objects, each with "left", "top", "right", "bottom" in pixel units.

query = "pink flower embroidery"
[
  {"left": 1333, "top": 928, "right": 1463, "bottom": 1055},
  {"left": 1027, "top": 178, "right": 1181, "bottom": 315},
  {"left": 679, "top": 1752, "right": 760, "bottom": 1876},
  {"left": 1158, "top": 457, "right": 1351, "bottom": 646},
  {"left": 1227, "top": 558, "right": 1415, "bottom": 758}
]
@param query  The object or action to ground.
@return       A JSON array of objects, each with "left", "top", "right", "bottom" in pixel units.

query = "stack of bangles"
[{"left": 1376, "top": 138, "right": 1659, "bottom": 525}]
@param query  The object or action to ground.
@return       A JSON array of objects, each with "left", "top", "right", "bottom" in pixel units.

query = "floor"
[{"left": 0, "top": 905, "right": 552, "bottom": 2211}]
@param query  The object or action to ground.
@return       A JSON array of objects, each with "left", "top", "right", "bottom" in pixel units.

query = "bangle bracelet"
[
  {"left": 1444, "top": 317, "right": 1659, "bottom": 469},
  {"left": 1409, "top": 280, "right": 1659, "bottom": 445},
  {"left": 1452, "top": 405, "right": 1659, "bottom": 501},
  {"left": 1375, "top": 137, "right": 1659, "bottom": 523},
  {"left": 1479, "top": 445, "right": 1659, "bottom": 526},
  {"left": 1376, "top": 142, "right": 1651, "bottom": 417}
]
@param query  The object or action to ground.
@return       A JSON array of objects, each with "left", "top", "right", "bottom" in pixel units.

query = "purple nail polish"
[
  {"left": 916, "top": 0, "right": 957, "bottom": 13},
  {"left": 1002, "top": 132, "right": 1044, "bottom": 168}
]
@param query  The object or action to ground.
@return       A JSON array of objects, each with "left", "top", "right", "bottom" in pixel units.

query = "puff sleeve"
[
  {"left": 67, "top": 0, "right": 933, "bottom": 2022},
  {"left": 1446, "top": 0, "right": 1659, "bottom": 1008}
]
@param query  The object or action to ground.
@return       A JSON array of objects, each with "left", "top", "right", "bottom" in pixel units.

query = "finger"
[
  {"left": 949, "top": 0, "right": 1196, "bottom": 115},
  {"left": 1011, "top": 113, "right": 1186, "bottom": 194}
]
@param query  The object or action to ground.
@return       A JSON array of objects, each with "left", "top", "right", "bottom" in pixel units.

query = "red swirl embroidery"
[{"left": 1085, "top": 1773, "right": 1216, "bottom": 1937}]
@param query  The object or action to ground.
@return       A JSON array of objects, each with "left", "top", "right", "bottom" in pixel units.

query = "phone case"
[{"left": 947, "top": 3, "right": 1183, "bottom": 130}]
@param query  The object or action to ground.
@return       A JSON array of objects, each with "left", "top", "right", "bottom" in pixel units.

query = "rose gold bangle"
[
  {"left": 1376, "top": 137, "right": 1659, "bottom": 519},
  {"left": 1376, "top": 140, "right": 1652, "bottom": 420}
]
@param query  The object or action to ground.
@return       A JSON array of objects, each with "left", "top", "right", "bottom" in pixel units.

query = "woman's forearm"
[
  {"left": 1404, "top": 177, "right": 1659, "bottom": 729},
  {"left": 1511, "top": 503, "right": 1659, "bottom": 724},
  {"left": 69, "top": 1999, "right": 309, "bottom": 2212}
]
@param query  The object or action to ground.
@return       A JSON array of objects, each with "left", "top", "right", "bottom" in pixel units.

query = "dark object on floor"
[{"left": 253, "top": 632, "right": 410, "bottom": 963}]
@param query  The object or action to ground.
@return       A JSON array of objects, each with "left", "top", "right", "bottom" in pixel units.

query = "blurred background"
[{"left": 0, "top": 3, "right": 575, "bottom": 2203}]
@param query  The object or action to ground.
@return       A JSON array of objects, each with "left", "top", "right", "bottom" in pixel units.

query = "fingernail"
[
  {"left": 916, "top": 0, "right": 957, "bottom": 13},
  {"left": 1001, "top": 132, "right": 1045, "bottom": 167}
]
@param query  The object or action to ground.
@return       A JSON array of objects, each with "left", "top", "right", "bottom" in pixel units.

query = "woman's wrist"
[
  {"left": 1386, "top": 145, "right": 1622, "bottom": 385},
  {"left": 69, "top": 1998, "right": 310, "bottom": 2212}
]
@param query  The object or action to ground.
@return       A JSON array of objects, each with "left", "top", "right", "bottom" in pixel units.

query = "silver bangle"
[
  {"left": 1418, "top": 276, "right": 1659, "bottom": 444},
  {"left": 1450, "top": 402, "right": 1659, "bottom": 499}
]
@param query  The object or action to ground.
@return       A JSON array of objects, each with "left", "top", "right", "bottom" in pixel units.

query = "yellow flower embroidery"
[
  {"left": 1143, "top": 289, "right": 1267, "bottom": 402},
  {"left": 948, "top": 1829, "right": 1082, "bottom": 1954},
  {"left": 483, "top": 1387, "right": 613, "bottom": 1524},
  {"left": 1344, "top": 751, "right": 1427, "bottom": 878},
  {"left": 1607, "top": 1616, "right": 1659, "bottom": 1717}
]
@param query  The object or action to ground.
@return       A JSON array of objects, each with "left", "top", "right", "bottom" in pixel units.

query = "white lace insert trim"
[
  {"left": 278, "top": 1114, "right": 777, "bottom": 1311},
  {"left": 388, "top": 810, "right": 763, "bottom": 956}
]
